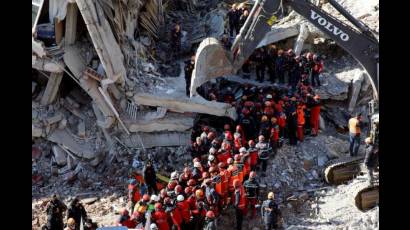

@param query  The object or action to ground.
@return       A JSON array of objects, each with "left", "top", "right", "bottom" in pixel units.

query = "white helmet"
[
  {"left": 170, "top": 171, "right": 179, "bottom": 180},
  {"left": 150, "top": 223, "right": 158, "bottom": 230},
  {"left": 239, "top": 147, "right": 247, "bottom": 153},
  {"left": 209, "top": 147, "right": 217, "bottom": 154},
  {"left": 194, "top": 161, "right": 201, "bottom": 168},
  {"left": 177, "top": 195, "right": 185, "bottom": 202},
  {"left": 266, "top": 94, "right": 273, "bottom": 99},
  {"left": 208, "top": 154, "right": 215, "bottom": 162},
  {"left": 151, "top": 194, "right": 159, "bottom": 202}
]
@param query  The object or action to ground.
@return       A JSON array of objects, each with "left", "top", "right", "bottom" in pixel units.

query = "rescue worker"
[
  {"left": 144, "top": 160, "right": 158, "bottom": 195},
  {"left": 134, "top": 194, "right": 151, "bottom": 225},
  {"left": 203, "top": 211, "right": 217, "bottom": 230},
  {"left": 216, "top": 162, "right": 230, "bottom": 209},
  {"left": 46, "top": 194, "right": 67, "bottom": 230},
  {"left": 179, "top": 167, "right": 192, "bottom": 188},
  {"left": 243, "top": 171, "right": 259, "bottom": 218},
  {"left": 348, "top": 113, "right": 362, "bottom": 157},
  {"left": 261, "top": 192, "right": 282, "bottom": 230},
  {"left": 128, "top": 179, "right": 142, "bottom": 214},
  {"left": 165, "top": 199, "right": 183, "bottom": 230},
  {"left": 247, "top": 140, "right": 259, "bottom": 171},
  {"left": 311, "top": 54, "right": 323, "bottom": 87},
  {"left": 242, "top": 59, "right": 252, "bottom": 79},
  {"left": 204, "top": 179, "right": 220, "bottom": 215},
  {"left": 227, "top": 4, "right": 240, "bottom": 38},
  {"left": 239, "top": 9, "right": 249, "bottom": 28},
  {"left": 67, "top": 197, "right": 87, "bottom": 230},
  {"left": 310, "top": 94, "right": 321, "bottom": 136},
  {"left": 84, "top": 218, "right": 98, "bottom": 230},
  {"left": 256, "top": 135, "right": 271, "bottom": 176},
  {"left": 239, "top": 147, "right": 251, "bottom": 179},
  {"left": 232, "top": 179, "right": 247, "bottom": 230},
  {"left": 117, "top": 208, "right": 136, "bottom": 229},
  {"left": 286, "top": 97, "right": 298, "bottom": 146},
  {"left": 64, "top": 218, "right": 76, "bottom": 230},
  {"left": 238, "top": 108, "right": 256, "bottom": 140},
  {"left": 192, "top": 189, "right": 208, "bottom": 230},
  {"left": 296, "top": 102, "right": 306, "bottom": 142},
  {"left": 227, "top": 158, "right": 240, "bottom": 195},
  {"left": 269, "top": 118, "right": 280, "bottom": 156},
  {"left": 364, "top": 137, "right": 379, "bottom": 185},
  {"left": 151, "top": 203, "right": 170, "bottom": 230},
  {"left": 176, "top": 195, "right": 192, "bottom": 230},
  {"left": 233, "top": 154, "right": 244, "bottom": 183},
  {"left": 171, "top": 23, "right": 182, "bottom": 57},
  {"left": 193, "top": 161, "right": 205, "bottom": 181},
  {"left": 184, "top": 55, "right": 195, "bottom": 96}
]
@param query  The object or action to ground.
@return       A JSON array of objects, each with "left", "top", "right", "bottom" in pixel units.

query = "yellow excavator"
[{"left": 189, "top": 0, "right": 379, "bottom": 211}]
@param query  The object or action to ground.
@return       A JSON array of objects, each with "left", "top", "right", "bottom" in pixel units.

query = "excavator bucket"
[{"left": 189, "top": 37, "right": 234, "bottom": 97}]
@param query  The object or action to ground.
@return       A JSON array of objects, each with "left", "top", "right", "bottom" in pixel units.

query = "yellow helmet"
[{"left": 268, "top": 192, "right": 274, "bottom": 199}]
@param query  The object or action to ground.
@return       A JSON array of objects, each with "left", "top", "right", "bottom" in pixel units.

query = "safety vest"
[
  {"left": 227, "top": 165, "right": 239, "bottom": 191},
  {"left": 234, "top": 137, "right": 242, "bottom": 151},
  {"left": 152, "top": 210, "right": 170, "bottom": 230},
  {"left": 135, "top": 201, "right": 148, "bottom": 214},
  {"left": 217, "top": 151, "right": 231, "bottom": 165},
  {"left": 242, "top": 156, "right": 251, "bottom": 177},
  {"left": 212, "top": 174, "right": 223, "bottom": 196},
  {"left": 234, "top": 162, "right": 244, "bottom": 183},
  {"left": 248, "top": 148, "right": 258, "bottom": 166},
  {"left": 232, "top": 186, "right": 247, "bottom": 210},
  {"left": 297, "top": 106, "right": 305, "bottom": 125},
  {"left": 270, "top": 125, "right": 279, "bottom": 142}
]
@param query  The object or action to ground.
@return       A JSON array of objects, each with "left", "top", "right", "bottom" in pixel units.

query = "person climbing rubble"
[
  {"left": 261, "top": 192, "right": 282, "bottom": 230},
  {"left": 364, "top": 137, "right": 379, "bottom": 185},
  {"left": 66, "top": 197, "right": 87, "bottom": 230},
  {"left": 45, "top": 194, "right": 67, "bottom": 230}
]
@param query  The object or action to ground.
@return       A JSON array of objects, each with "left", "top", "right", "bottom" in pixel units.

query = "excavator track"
[
  {"left": 323, "top": 156, "right": 364, "bottom": 185},
  {"left": 350, "top": 178, "right": 379, "bottom": 211}
]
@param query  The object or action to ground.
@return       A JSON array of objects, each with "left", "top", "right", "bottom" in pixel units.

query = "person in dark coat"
[
  {"left": 46, "top": 194, "right": 67, "bottom": 230},
  {"left": 275, "top": 50, "right": 286, "bottom": 84},
  {"left": 143, "top": 160, "right": 158, "bottom": 195},
  {"left": 265, "top": 45, "right": 278, "bottom": 83},
  {"left": 184, "top": 55, "right": 195, "bottom": 96},
  {"left": 67, "top": 197, "right": 87, "bottom": 230},
  {"left": 364, "top": 137, "right": 379, "bottom": 185},
  {"left": 203, "top": 211, "right": 217, "bottom": 230},
  {"left": 227, "top": 4, "right": 240, "bottom": 38},
  {"left": 261, "top": 192, "right": 282, "bottom": 230},
  {"left": 171, "top": 23, "right": 182, "bottom": 57},
  {"left": 254, "top": 48, "right": 267, "bottom": 83},
  {"left": 285, "top": 98, "right": 298, "bottom": 146}
]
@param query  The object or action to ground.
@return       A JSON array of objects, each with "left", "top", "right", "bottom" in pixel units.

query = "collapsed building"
[{"left": 32, "top": 0, "right": 379, "bottom": 228}]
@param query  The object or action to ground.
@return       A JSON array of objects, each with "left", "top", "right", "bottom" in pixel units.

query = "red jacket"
[
  {"left": 152, "top": 210, "right": 170, "bottom": 230},
  {"left": 128, "top": 184, "right": 141, "bottom": 203},
  {"left": 248, "top": 147, "right": 258, "bottom": 166},
  {"left": 170, "top": 206, "right": 183, "bottom": 228},
  {"left": 177, "top": 200, "right": 192, "bottom": 223},
  {"left": 313, "top": 61, "right": 324, "bottom": 73}
]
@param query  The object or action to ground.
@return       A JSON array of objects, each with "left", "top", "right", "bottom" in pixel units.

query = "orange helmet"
[{"left": 195, "top": 189, "right": 204, "bottom": 199}]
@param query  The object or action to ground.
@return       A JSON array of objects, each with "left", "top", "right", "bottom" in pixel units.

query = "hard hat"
[
  {"left": 67, "top": 218, "right": 76, "bottom": 226},
  {"left": 206, "top": 210, "right": 215, "bottom": 219},
  {"left": 225, "top": 132, "right": 233, "bottom": 141},
  {"left": 184, "top": 187, "right": 192, "bottom": 194},
  {"left": 194, "top": 161, "right": 202, "bottom": 168},
  {"left": 258, "top": 135, "right": 265, "bottom": 142},
  {"left": 142, "top": 194, "right": 150, "bottom": 202},
  {"left": 195, "top": 189, "right": 204, "bottom": 198},
  {"left": 266, "top": 94, "right": 273, "bottom": 99},
  {"left": 234, "top": 132, "right": 241, "bottom": 139},
  {"left": 209, "top": 147, "right": 217, "bottom": 155},
  {"left": 208, "top": 154, "right": 215, "bottom": 162},
  {"left": 227, "top": 158, "right": 234, "bottom": 164},
  {"left": 365, "top": 137, "right": 372, "bottom": 144},
  {"left": 239, "top": 147, "right": 247, "bottom": 153},
  {"left": 150, "top": 223, "right": 159, "bottom": 230},
  {"left": 271, "top": 117, "right": 277, "bottom": 123},
  {"left": 177, "top": 195, "right": 185, "bottom": 202},
  {"left": 207, "top": 132, "right": 216, "bottom": 139},
  {"left": 224, "top": 124, "right": 230, "bottom": 130},
  {"left": 249, "top": 171, "right": 256, "bottom": 179},
  {"left": 175, "top": 185, "right": 183, "bottom": 194},
  {"left": 268, "top": 192, "right": 275, "bottom": 199},
  {"left": 233, "top": 179, "right": 241, "bottom": 188},
  {"left": 234, "top": 154, "right": 241, "bottom": 162},
  {"left": 154, "top": 202, "right": 162, "bottom": 210},
  {"left": 170, "top": 171, "right": 179, "bottom": 180},
  {"left": 218, "top": 162, "right": 226, "bottom": 169},
  {"left": 248, "top": 140, "right": 255, "bottom": 146},
  {"left": 209, "top": 166, "right": 217, "bottom": 173},
  {"left": 187, "top": 179, "right": 196, "bottom": 186},
  {"left": 151, "top": 195, "right": 159, "bottom": 202}
]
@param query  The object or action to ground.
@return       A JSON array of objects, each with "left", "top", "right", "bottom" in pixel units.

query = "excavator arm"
[{"left": 190, "top": 0, "right": 379, "bottom": 100}]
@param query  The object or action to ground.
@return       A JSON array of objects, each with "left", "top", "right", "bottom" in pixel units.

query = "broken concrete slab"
[
  {"left": 77, "top": 120, "right": 86, "bottom": 138},
  {"left": 32, "top": 56, "right": 64, "bottom": 73},
  {"left": 257, "top": 24, "right": 299, "bottom": 48},
  {"left": 120, "top": 132, "right": 191, "bottom": 149},
  {"left": 45, "top": 113, "right": 64, "bottom": 125},
  {"left": 348, "top": 71, "right": 365, "bottom": 112},
  {"left": 134, "top": 92, "right": 237, "bottom": 120},
  {"left": 32, "top": 38, "right": 46, "bottom": 58},
  {"left": 41, "top": 72, "right": 64, "bottom": 105},
  {"left": 32, "top": 125, "right": 43, "bottom": 137},
  {"left": 52, "top": 145, "right": 67, "bottom": 166},
  {"left": 293, "top": 24, "right": 309, "bottom": 56},
  {"left": 63, "top": 45, "right": 86, "bottom": 79},
  {"left": 65, "top": 3, "right": 78, "bottom": 45},
  {"left": 124, "top": 113, "right": 194, "bottom": 133}
]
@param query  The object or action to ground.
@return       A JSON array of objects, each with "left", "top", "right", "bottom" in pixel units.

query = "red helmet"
[
  {"left": 249, "top": 171, "right": 257, "bottom": 179},
  {"left": 218, "top": 162, "right": 226, "bottom": 169},
  {"left": 195, "top": 189, "right": 204, "bottom": 198},
  {"left": 227, "top": 158, "right": 234, "bottom": 165},
  {"left": 187, "top": 179, "right": 196, "bottom": 187},
  {"left": 234, "top": 154, "right": 241, "bottom": 162},
  {"left": 167, "top": 181, "right": 177, "bottom": 190},
  {"left": 142, "top": 194, "right": 150, "bottom": 202},
  {"left": 209, "top": 166, "right": 217, "bottom": 173},
  {"left": 175, "top": 185, "right": 183, "bottom": 194},
  {"left": 202, "top": 172, "right": 209, "bottom": 179},
  {"left": 206, "top": 210, "right": 215, "bottom": 218},
  {"left": 233, "top": 179, "right": 241, "bottom": 188},
  {"left": 224, "top": 124, "right": 230, "bottom": 130},
  {"left": 248, "top": 140, "right": 255, "bottom": 146},
  {"left": 184, "top": 187, "right": 192, "bottom": 195},
  {"left": 223, "top": 142, "right": 232, "bottom": 151},
  {"left": 236, "top": 125, "right": 242, "bottom": 132},
  {"left": 225, "top": 132, "right": 233, "bottom": 141},
  {"left": 154, "top": 203, "right": 162, "bottom": 210}
]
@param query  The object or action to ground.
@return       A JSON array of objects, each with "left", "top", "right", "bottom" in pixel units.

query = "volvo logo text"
[{"left": 310, "top": 10, "right": 350, "bottom": 41}]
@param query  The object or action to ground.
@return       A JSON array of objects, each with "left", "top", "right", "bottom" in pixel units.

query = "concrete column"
[
  {"left": 65, "top": 3, "right": 78, "bottom": 45},
  {"left": 293, "top": 24, "right": 309, "bottom": 56},
  {"left": 41, "top": 72, "right": 64, "bottom": 105}
]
